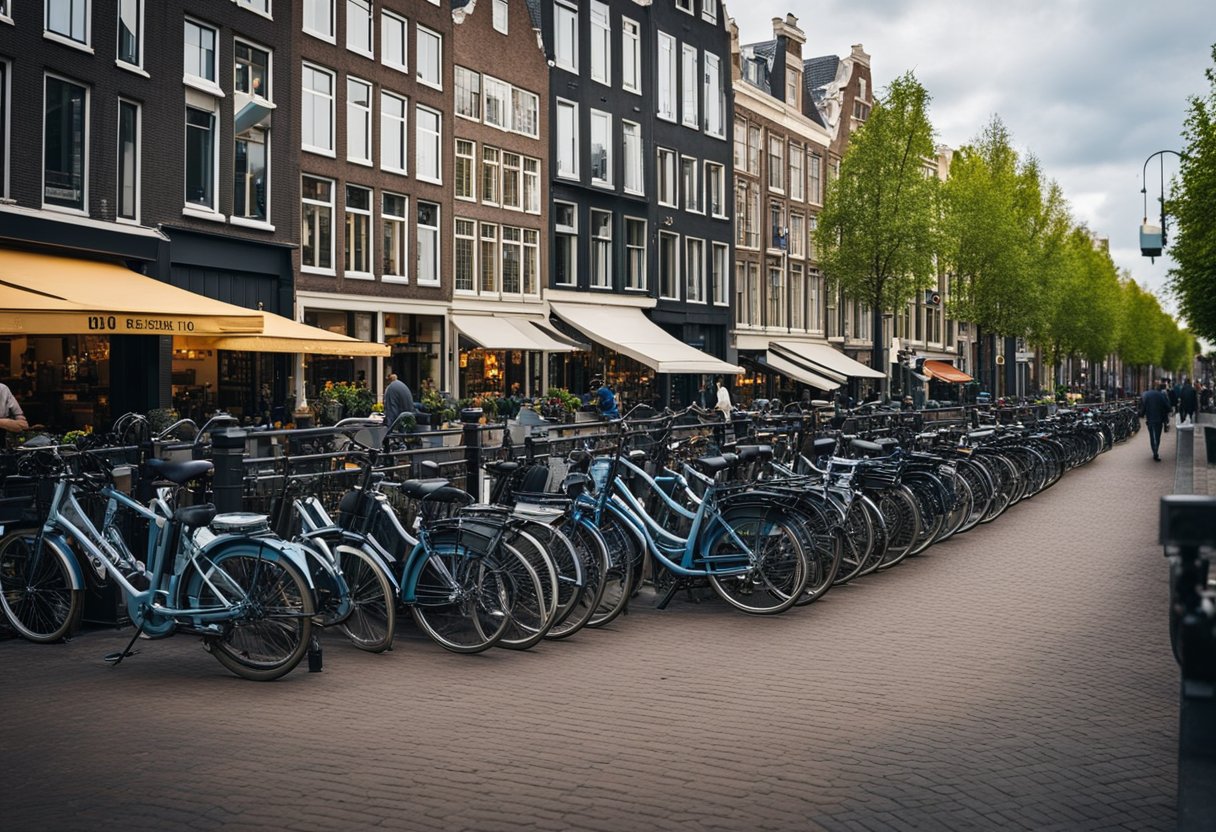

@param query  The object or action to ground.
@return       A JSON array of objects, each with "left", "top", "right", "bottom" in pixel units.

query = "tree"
[
  {"left": 815, "top": 72, "right": 939, "bottom": 386},
  {"left": 1037, "top": 227, "right": 1121, "bottom": 382},
  {"left": 1117, "top": 279, "right": 1166, "bottom": 372},
  {"left": 1168, "top": 44, "right": 1216, "bottom": 344}
]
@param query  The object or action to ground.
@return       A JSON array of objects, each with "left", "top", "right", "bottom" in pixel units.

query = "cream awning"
[
  {"left": 179, "top": 313, "right": 390, "bottom": 356},
  {"left": 761, "top": 351, "right": 841, "bottom": 391},
  {"left": 452, "top": 314, "right": 576, "bottom": 352},
  {"left": 773, "top": 340, "right": 886, "bottom": 380},
  {"left": 0, "top": 249, "right": 264, "bottom": 336},
  {"left": 550, "top": 302, "right": 742, "bottom": 375}
]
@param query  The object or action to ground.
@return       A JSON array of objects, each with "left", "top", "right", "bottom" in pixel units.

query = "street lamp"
[{"left": 1140, "top": 149, "right": 1184, "bottom": 262}]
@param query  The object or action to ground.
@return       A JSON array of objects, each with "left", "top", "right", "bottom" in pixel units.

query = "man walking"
[
  {"left": 1142, "top": 382, "right": 1172, "bottom": 462},
  {"left": 383, "top": 372, "right": 415, "bottom": 434},
  {"left": 1180, "top": 378, "right": 1199, "bottom": 426}
]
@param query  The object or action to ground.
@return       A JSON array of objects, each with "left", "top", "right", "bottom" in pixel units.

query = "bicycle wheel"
[
  {"left": 586, "top": 510, "right": 637, "bottom": 628},
  {"left": 786, "top": 498, "right": 841, "bottom": 605},
  {"left": 546, "top": 517, "right": 608, "bottom": 640},
  {"left": 875, "top": 484, "right": 922, "bottom": 569},
  {"left": 490, "top": 538, "right": 551, "bottom": 650},
  {"left": 186, "top": 549, "right": 315, "bottom": 681},
  {"left": 410, "top": 549, "right": 512, "bottom": 654},
  {"left": 832, "top": 497, "right": 873, "bottom": 585},
  {"left": 0, "top": 530, "right": 83, "bottom": 643},
  {"left": 704, "top": 508, "right": 808, "bottom": 615},
  {"left": 335, "top": 545, "right": 397, "bottom": 653}
]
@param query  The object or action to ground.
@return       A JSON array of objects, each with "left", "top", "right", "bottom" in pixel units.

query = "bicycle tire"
[
  {"left": 335, "top": 545, "right": 397, "bottom": 653},
  {"left": 0, "top": 530, "right": 83, "bottom": 643},
  {"left": 493, "top": 537, "right": 554, "bottom": 650},
  {"left": 585, "top": 510, "right": 637, "bottom": 628},
  {"left": 546, "top": 517, "right": 609, "bottom": 640},
  {"left": 704, "top": 508, "right": 808, "bottom": 615},
  {"left": 410, "top": 548, "right": 511, "bottom": 654},
  {"left": 875, "top": 484, "right": 922, "bottom": 569}
]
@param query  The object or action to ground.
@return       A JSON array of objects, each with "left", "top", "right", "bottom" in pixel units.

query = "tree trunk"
[
  {"left": 1004, "top": 336, "right": 1018, "bottom": 399},
  {"left": 871, "top": 300, "right": 886, "bottom": 396}
]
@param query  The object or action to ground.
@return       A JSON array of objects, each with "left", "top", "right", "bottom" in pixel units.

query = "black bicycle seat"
[
  {"left": 736, "top": 444, "right": 773, "bottom": 463},
  {"left": 400, "top": 478, "right": 452, "bottom": 500},
  {"left": 484, "top": 460, "right": 520, "bottom": 474},
  {"left": 812, "top": 437, "right": 836, "bottom": 457},
  {"left": 849, "top": 438, "right": 883, "bottom": 457},
  {"left": 968, "top": 429, "right": 995, "bottom": 441},
  {"left": 874, "top": 437, "right": 900, "bottom": 455},
  {"left": 693, "top": 455, "right": 732, "bottom": 474},
  {"left": 145, "top": 457, "right": 214, "bottom": 485},
  {"left": 173, "top": 502, "right": 217, "bottom": 529},
  {"left": 421, "top": 486, "right": 475, "bottom": 505}
]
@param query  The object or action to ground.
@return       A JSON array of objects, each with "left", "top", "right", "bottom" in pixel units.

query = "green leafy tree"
[
  {"left": 1168, "top": 44, "right": 1216, "bottom": 344},
  {"left": 815, "top": 72, "right": 939, "bottom": 385},
  {"left": 1037, "top": 228, "right": 1121, "bottom": 382},
  {"left": 1117, "top": 279, "right": 1166, "bottom": 370}
]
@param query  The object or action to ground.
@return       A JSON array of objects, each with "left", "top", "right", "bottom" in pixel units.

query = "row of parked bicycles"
[{"left": 0, "top": 403, "right": 1139, "bottom": 680}]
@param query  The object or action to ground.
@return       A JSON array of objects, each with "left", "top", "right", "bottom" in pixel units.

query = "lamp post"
[{"left": 1140, "top": 149, "right": 1185, "bottom": 262}]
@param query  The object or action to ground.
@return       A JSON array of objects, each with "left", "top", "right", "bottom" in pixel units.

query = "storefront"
[{"left": 451, "top": 314, "right": 575, "bottom": 401}]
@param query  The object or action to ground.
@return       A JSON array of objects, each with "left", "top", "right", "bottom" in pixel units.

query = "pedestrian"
[
  {"left": 715, "top": 377, "right": 733, "bottom": 420},
  {"left": 590, "top": 376, "right": 619, "bottom": 420},
  {"left": 1140, "top": 382, "right": 1171, "bottom": 462},
  {"left": 1201, "top": 383, "right": 1213, "bottom": 414},
  {"left": 1179, "top": 379, "right": 1199, "bottom": 426},
  {"left": 0, "top": 381, "right": 29, "bottom": 443},
  {"left": 699, "top": 378, "right": 715, "bottom": 410},
  {"left": 382, "top": 371, "right": 415, "bottom": 434}
]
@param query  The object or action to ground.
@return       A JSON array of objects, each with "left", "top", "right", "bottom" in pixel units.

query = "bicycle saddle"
[
  {"left": 812, "top": 437, "right": 836, "bottom": 457},
  {"left": 874, "top": 437, "right": 900, "bottom": 456},
  {"left": 693, "top": 455, "right": 732, "bottom": 474},
  {"left": 967, "top": 429, "right": 995, "bottom": 440},
  {"left": 173, "top": 502, "right": 217, "bottom": 529},
  {"left": 735, "top": 444, "right": 773, "bottom": 463},
  {"left": 145, "top": 457, "right": 214, "bottom": 485},
  {"left": 421, "top": 486, "right": 475, "bottom": 505},
  {"left": 400, "top": 478, "right": 452, "bottom": 500},
  {"left": 484, "top": 460, "right": 520, "bottom": 474},
  {"left": 849, "top": 438, "right": 884, "bottom": 457}
]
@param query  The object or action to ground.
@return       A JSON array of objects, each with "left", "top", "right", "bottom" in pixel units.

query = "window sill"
[
  {"left": 416, "top": 280, "right": 441, "bottom": 288},
  {"left": 416, "top": 176, "right": 443, "bottom": 186},
  {"left": 347, "top": 157, "right": 374, "bottom": 168},
  {"left": 682, "top": 121, "right": 700, "bottom": 131},
  {"left": 556, "top": 173, "right": 580, "bottom": 182},
  {"left": 347, "top": 45, "right": 374, "bottom": 61},
  {"left": 183, "top": 76, "right": 224, "bottom": 98},
  {"left": 40, "top": 203, "right": 89, "bottom": 218},
  {"left": 384, "top": 62, "right": 409, "bottom": 75},
  {"left": 344, "top": 271, "right": 375, "bottom": 281},
  {"left": 0, "top": 15, "right": 12, "bottom": 26},
  {"left": 712, "top": 213, "right": 730, "bottom": 222},
  {"left": 417, "top": 79, "right": 443, "bottom": 92},
  {"left": 229, "top": 216, "right": 276, "bottom": 232},
  {"left": 303, "top": 28, "right": 337, "bottom": 46},
  {"left": 381, "top": 167, "right": 408, "bottom": 177},
  {"left": 302, "top": 266, "right": 337, "bottom": 277},
  {"left": 303, "top": 146, "right": 337, "bottom": 159},
  {"left": 236, "top": 2, "right": 274, "bottom": 21},
  {"left": 116, "top": 216, "right": 143, "bottom": 226},
  {"left": 590, "top": 181, "right": 614, "bottom": 191},
  {"left": 182, "top": 206, "right": 227, "bottom": 223},
  {"left": 43, "top": 31, "right": 93, "bottom": 54},
  {"left": 455, "top": 195, "right": 477, "bottom": 203},
  {"left": 382, "top": 275, "right": 409, "bottom": 285},
  {"left": 114, "top": 60, "right": 149, "bottom": 78}
]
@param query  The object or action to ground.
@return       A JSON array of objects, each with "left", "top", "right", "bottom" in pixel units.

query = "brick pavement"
[{"left": 0, "top": 431, "right": 1179, "bottom": 832}]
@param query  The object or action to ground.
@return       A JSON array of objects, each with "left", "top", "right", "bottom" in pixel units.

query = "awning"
[
  {"left": 0, "top": 249, "right": 264, "bottom": 336},
  {"left": 924, "top": 360, "right": 973, "bottom": 383},
  {"left": 452, "top": 314, "right": 576, "bottom": 352},
  {"left": 550, "top": 302, "right": 742, "bottom": 375},
  {"left": 179, "top": 313, "right": 390, "bottom": 356},
  {"left": 773, "top": 340, "right": 885, "bottom": 380},
  {"left": 756, "top": 351, "right": 840, "bottom": 391}
]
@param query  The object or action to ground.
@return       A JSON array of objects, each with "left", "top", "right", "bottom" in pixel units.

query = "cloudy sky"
[{"left": 733, "top": 0, "right": 1212, "bottom": 319}]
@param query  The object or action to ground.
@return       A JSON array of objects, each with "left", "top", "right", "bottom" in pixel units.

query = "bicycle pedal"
[{"left": 103, "top": 649, "right": 140, "bottom": 664}]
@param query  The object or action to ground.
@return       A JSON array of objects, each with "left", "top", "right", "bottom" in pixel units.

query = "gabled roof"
[
  {"left": 746, "top": 40, "right": 777, "bottom": 62},
  {"left": 804, "top": 55, "right": 839, "bottom": 100},
  {"left": 524, "top": 0, "right": 542, "bottom": 32}
]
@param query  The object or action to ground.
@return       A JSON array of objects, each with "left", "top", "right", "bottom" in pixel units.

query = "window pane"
[
  {"left": 117, "top": 100, "right": 138, "bottom": 219},
  {"left": 235, "top": 42, "right": 270, "bottom": 98},
  {"left": 184, "top": 20, "right": 216, "bottom": 82},
  {"left": 233, "top": 131, "right": 266, "bottom": 220},
  {"left": 185, "top": 107, "right": 215, "bottom": 208},
  {"left": 118, "top": 0, "right": 141, "bottom": 65},
  {"left": 43, "top": 76, "right": 87, "bottom": 210},
  {"left": 347, "top": 0, "right": 372, "bottom": 54},
  {"left": 347, "top": 78, "right": 371, "bottom": 163}
]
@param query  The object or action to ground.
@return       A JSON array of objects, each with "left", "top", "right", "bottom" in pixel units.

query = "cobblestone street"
[{"left": 0, "top": 431, "right": 1179, "bottom": 831}]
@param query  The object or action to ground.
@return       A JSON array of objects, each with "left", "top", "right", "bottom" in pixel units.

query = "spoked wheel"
[
  {"left": 586, "top": 512, "right": 637, "bottom": 628},
  {"left": 0, "top": 530, "right": 82, "bottom": 643},
  {"left": 410, "top": 549, "right": 513, "bottom": 654},
  {"left": 787, "top": 500, "right": 841, "bottom": 606},
  {"left": 832, "top": 499, "right": 874, "bottom": 585},
  {"left": 704, "top": 509, "right": 808, "bottom": 615},
  {"left": 492, "top": 536, "right": 555, "bottom": 651},
  {"left": 546, "top": 518, "right": 609, "bottom": 640},
  {"left": 335, "top": 545, "right": 397, "bottom": 653},
  {"left": 186, "top": 550, "right": 315, "bottom": 681},
  {"left": 876, "top": 485, "right": 922, "bottom": 570}
]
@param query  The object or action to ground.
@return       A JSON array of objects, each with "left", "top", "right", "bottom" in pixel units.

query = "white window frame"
[
  {"left": 1, "top": 1, "right": 13, "bottom": 25},
  {"left": 622, "top": 18, "right": 640, "bottom": 95},
  {"left": 681, "top": 44, "right": 698, "bottom": 130},
  {"left": 236, "top": 0, "right": 272, "bottom": 19},
  {"left": 232, "top": 40, "right": 272, "bottom": 228},
  {"left": 502, "top": 151, "right": 522, "bottom": 210},
  {"left": 183, "top": 18, "right": 220, "bottom": 94},
  {"left": 555, "top": 98, "right": 578, "bottom": 181},
  {"left": 479, "top": 221, "right": 498, "bottom": 294},
  {"left": 589, "top": 209, "right": 612, "bottom": 289},
  {"left": 116, "top": 0, "right": 144, "bottom": 73},
  {"left": 622, "top": 120, "right": 643, "bottom": 196},
  {"left": 483, "top": 75, "right": 511, "bottom": 131},
  {"left": 711, "top": 242, "right": 729, "bottom": 306},
  {"left": 0, "top": 60, "right": 10, "bottom": 200},
  {"left": 116, "top": 97, "right": 140, "bottom": 223},
  {"left": 625, "top": 216, "right": 646, "bottom": 291},
  {"left": 706, "top": 161, "right": 726, "bottom": 219},
  {"left": 454, "top": 138, "right": 475, "bottom": 202},
  {"left": 681, "top": 155, "right": 700, "bottom": 214},
  {"left": 523, "top": 157, "right": 541, "bottom": 214},
  {"left": 685, "top": 237, "right": 705, "bottom": 303},
  {"left": 657, "top": 32, "right": 676, "bottom": 122},
  {"left": 381, "top": 191, "right": 409, "bottom": 283},
  {"left": 414, "top": 105, "right": 441, "bottom": 184},
  {"left": 301, "top": 174, "right": 335, "bottom": 274},
  {"left": 481, "top": 145, "right": 499, "bottom": 206},
  {"left": 702, "top": 0, "right": 718, "bottom": 24},
  {"left": 416, "top": 201, "right": 441, "bottom": 285},
  {"left": 453, "top": 217, "right": 477, "bottom": 294},
  {"left": 501, "top": 225, "right": 523, "bottom": 295},
  {"left": 380, "top": 89, "right": 408, "bottom": 174},
  {"left": 346, "top": 0, "right": 373, "bottom": 58},
  {"left": 554, "top": 201, "right": 577, "bottom": 286},
  {"left": 522, "top": 228, "right": 539, "bottom": 296},
  {"left": 768, "top": 135, "right": 784, "bottom": 193},
  {"left": 657, "top": 147, "right": 677, "bottom": 208},
  {"left": 416, "top": 25, "right": 442, "bottom": 90},
  {"left": 303, "top": 0, "right": 335, "bottom": 43},
  {"left": 554, "top": 1, "right": 577, "bottom": 73},
  {"left": 511, "top": 87, "right": 539, "bottom": 138},
  {"left": 590, "top": 1, "right": 610, "bottom": 86},
  {"left": 658, "top": 230, "right": 680, "bottom": 301},
  {"left": 344, "top": 183, "right": 373, "bottom": 278},
  {"left": 789, "top": 212, "right": 805, "bottom": 259},
  {"left": 45, "top": 0, "right": 91, "bottom": 50},
  {"left": 809, "top": 152, "right": 822, "bottom": 205},
  {"left": 589, "top": 109, "right": 612, "bottom": 188},
  {"left": 455, "top": 66, "right": 480, "bottom": 121},
  {"left": 704, "top": 52, "right": 725, "bottom": 138},
  {"left": 381, "top": 10, "right": 408, "bottom": 73},
  {"left": 675, "top": 0, "right": 693, "bottom": 14},
  {"left": 301, "top": 62, "right": 335, "bottom": 156},
  {"left": 183, "top": 100, "right": 220, "bottom": 216},
  {"left": 492, "top": 0, "right": 508, "bottom": 34},
  {"left": 346, "top": 76, "right": 373, "bottom": 166},
  {"left": 789, "top": 141, "right": 804, "bottom": 202}
]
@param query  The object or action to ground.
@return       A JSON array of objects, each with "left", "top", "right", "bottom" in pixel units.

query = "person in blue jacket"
[
  {"left": 591, "top": 376, "right": 619, "bottom": 420},
  {"left": 1141, "top": 382, "right": 1172, "bottom": 462}
]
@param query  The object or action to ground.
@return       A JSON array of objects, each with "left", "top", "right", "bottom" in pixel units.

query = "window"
[
  {"left": 302, "top": 175, "right": 334, "bottom": 271},
  {"left": 622, "top": 120, "right": 643, "bottom": 195},
  {"left": 511, "top": 88, "right": 539, "bottom": 137},
  {"left": 681, "top": 45, "right": 698, "bottom": 129},
  {"left": 768, "top": 264, "right": 784, "bottom": 328},
  {"left": 625, "top": 218, "right": 646, "bottom": 290},
  {"left": 703, "top": 0, "right": 718, "bottom": 23},
  {"left": 789, "top": 264, "right": 805, "bottom": 329},
  {"left": 304, "top": 0, "right": 334, "bottom": 40},
  {"left": 235, "top": 40, "right": 271, "bottom": 98},
  {"left": 455, "top": 67, "right": 480, "bottom": 119},
  {"left": 479, "top": 222, "right": 498, "bottom": 293},
  {"left": 454, "top": 218, "right": 475, "bottom": 292},
  {"left": 382, "top": 192, "right": 408, "bottom": 280},
  {"left": 555, "top": 100, "right": 577, "bottom": 179},
  {"left": 501, "top": 226, "right": 522, "bottom": 294},
  {"left": 735, "top": 182, "right": 749, "bottom": 247},
  {"left": 657, "top": 147, "right": 676, "bottom": 207},
  {"left": 786, "top": 79, "right": 797, "bottom": 107},
  {"left": 184, "top": 106, "right": 217, "bottom": 210},
  {"left": 347, "top": 77, "right": 372, "bottom": 164},
  {"left": 483, "top": 76, "right": 510, "bottom": 130},
  {"left": 116, "top": 98, "right": 139, "bottom": 221},
  {"left": 675, "top": 0, "right": 692, "bottom": 13},
  {"left": 590, "top": 110, "right": 611, "bottom": 187},
  {"left": 381, "top": 90, "right": 407, "bottom": 173},
  {"left": 590, "top": 1, "right": 610, "bottom": 85},
  {"left": 736, "top": 262, "right": 760, "bottom": 326},
  {"left": 382, "top": 11, "right": 407, "bottom": 72},
  {"left": 481, "top": 146, "right": 499, "bottom": 205},
  {"left": 685, "top": 238, "right": 704, "bottom": 303},
  {"left": 589, "top": 210, "right": 612, "bottom": 289},
  {"left": 233, "top": 42, "right": 270, "bottom": 223},
  {"left": 768, "top": 136, "right": 784, "bottom": 191},
  {"left": 492, "top": 0, "right": 508, "bottom": 34},
  {"left": 808, "top": 152, "right": 821, "bottom": 204},
  {"left": 117, "top": 0, "right": 142, "bottom": 68},
  {"left": 302, "top": 63, "right": 335, "bottom": 153},
  {"left": 748, "top": 186, "right": 761, "bottom": 248},
  {"left": 454, "top": 139, "right": 475, "bottom": 201},
  {"left": 681, "top": 157, "right": 700, "bottom": 213},
  {"left": 706, "top": 162, "right": 726, "bottom": 218},
  {"left": 554, "top": 1, "right": 577, "bottom": 72},
  {"left": 622, "top": 18, "right": 640, "bottom": 94},
  {"left": 345, "top": 185, "right": 372, "bottom": 275},
  {"left": 523, "top": 157, "right": 540, "bottom": 213},
  {"left": 415, "top": 106, "right": 440, "bottom": 183},
  {"left": 789, "top": 213, "right": 805, "bottom": 258},
  {"left": 416, "top": 201, "right": 439, "bottom": 284},
  {"left": 808, "top": 215, "right": 818, "bottom": 262},
  {"left": 347, "top": 0, "right": 372, "bottom": 57},
  {"left": 554, "top": 202, "right": 577, "bottom": 286},
  {"left": 789, "top": 143, "right": 804, "bottom": 201},
  {"left": 747, "top": 125, "right": 761, "bottom": 175},
  {"left": 523, "top": 229, "right": 539, "bottom": 295},
  {"left": 659, "top": 231, "right": 679, "bottom": 300},
  {"left": 769, "top": 201, "right": 785, "bottom": 251},
  {"left": 237, "top": 0, "right": 271, "bottom": 15},
  {"left": 703, "top": 53, "right": 724, "bottom": 138},
  {"left": 657, "top": 33, "right": 676, "bottom": 121},
  {"left": 416, "top": 26, "right": 441, "bottom": 88},
  {"left": 184, "top": 19, "right": 217, "bottom": 85},
  {"left": 711, "top": 242, "right": 729, "bottom": 306},
  {"left": 46, "top": 0, "right": 88, "bottom": 45},
  {"left": 502, "top": 152, "right": 522, "bottom": 210},
  {"left": 809, "top": 269, "right": 823, "bottom": 332}
]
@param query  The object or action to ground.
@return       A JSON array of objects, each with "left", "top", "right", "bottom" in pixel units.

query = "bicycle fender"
[
  {"left": 41, "top": 532, "right": 87, "bottom": 591},
  {"left": 196, "top": 536, "right": 317, "bottom": 591},
  {"left": 336, "top": 542, "right": 400, "bottom": 594}
]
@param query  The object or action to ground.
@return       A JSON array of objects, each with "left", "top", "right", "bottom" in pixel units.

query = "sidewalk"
[{"left": 1174, "top": 412, "right": 1216, "bottom": 496}]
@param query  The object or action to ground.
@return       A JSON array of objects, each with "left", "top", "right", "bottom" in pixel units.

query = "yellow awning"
[
  {"left": 178, "top": 313, "right": 390, "bottom": 356},
  {"left": 0, "top": 249, "right": 264, "bottom": 336}
]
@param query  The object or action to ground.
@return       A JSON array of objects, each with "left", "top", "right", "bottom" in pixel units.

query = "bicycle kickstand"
[{"left": 104, "top": 618, "right": 146, "bottom": 666}]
